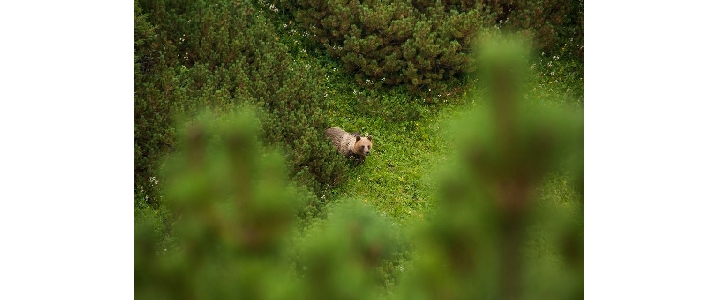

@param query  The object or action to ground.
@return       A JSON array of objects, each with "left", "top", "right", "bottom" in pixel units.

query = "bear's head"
[{"left": 353, "top": 135, "right": 373, "bottom": 157}]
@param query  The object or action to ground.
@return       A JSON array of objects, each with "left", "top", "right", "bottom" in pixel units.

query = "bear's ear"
[
  {"left": 355, "top": 135, "right": 361, "bottom": 142},
  {"left": 367, "top": 135, "right": 372, "bottom": 141}
]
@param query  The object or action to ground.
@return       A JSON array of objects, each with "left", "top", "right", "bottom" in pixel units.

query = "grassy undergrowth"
[
  {"left": 270, "top": 5, "right": 583, "bottom": 230},
  {"left": 317, "top": 60, "right": 454, "bottom": 225},
  {"left": 312, "top": 54, "right": 583, "bottom": 228}
]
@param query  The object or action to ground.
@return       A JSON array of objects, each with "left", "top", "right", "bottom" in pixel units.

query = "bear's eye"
[{"left": 360, "top": 145, "right": 365, "bottom": 150}]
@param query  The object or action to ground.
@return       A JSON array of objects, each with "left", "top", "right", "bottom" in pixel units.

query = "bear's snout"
[{"left": 365, "top": 150, "right": 370, "bottom": 156}]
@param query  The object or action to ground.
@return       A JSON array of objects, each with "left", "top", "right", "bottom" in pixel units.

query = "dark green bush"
[
  {"left": 487, "top": 0, "right": 584, "bottom": 61},
  {"left": 134, "top": 0, "right": 349, "bottom": 207},
  {"left": 134, "top": 0, "right": 174, "bottom": 205},
  {"left": 274, "top": 0, "right": 496, "bottom": 98},
  {"left": 272, "top": 0, "right": 582, "bottom": 98}
]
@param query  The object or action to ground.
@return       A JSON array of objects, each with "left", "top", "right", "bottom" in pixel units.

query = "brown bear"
[{"left": 325, "top": 127, "right": 373, "bottom": 162}]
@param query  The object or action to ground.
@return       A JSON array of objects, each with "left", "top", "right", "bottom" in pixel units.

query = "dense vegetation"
[
  {"left": 134, "top": 0, "right": 349, "bottom": 211},
  {"left": 135, "top": 0, "right": 583, "bottom": 298},
  {"left": 272, "top": 0, "right": 582, "bottom": 97}
]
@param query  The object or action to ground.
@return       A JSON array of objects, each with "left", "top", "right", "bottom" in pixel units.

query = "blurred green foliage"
[
  {"left": 296, "top": 199, "right": 409, "bottom": 299},
  {"left": 393, "top": 37, "right": 583, "bottom": 300},
  {"left": 135, "top": 109, "right": 302, "bottom": 299},
  {"left": 135, "top": 109, "right": 409, "bottom": 299}
]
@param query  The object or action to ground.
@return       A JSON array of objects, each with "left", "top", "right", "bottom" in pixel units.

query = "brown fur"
[{"left": 325, "top": 127, "right": 373, "bottom": 161}]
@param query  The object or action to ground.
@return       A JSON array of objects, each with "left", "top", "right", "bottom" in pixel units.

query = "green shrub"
[
  {"left": 272, "top": 0, "right": 582, "bottom": 97},
  {"left": 134, "top": 0, "right": 174, "bottom": 205},
  {"left": 485, "top": 0, "right": 584, "bottom": 61},
  {"left": 274, "top": 0, "right": 497, "bottom": 98},
  {"left": 134, "top": 0, "right": 349, "bottom": 207},
  {"left": 135, "top": 109, "right": 303, "bottom": 299}
]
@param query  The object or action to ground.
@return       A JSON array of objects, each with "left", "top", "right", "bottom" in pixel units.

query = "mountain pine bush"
[
  {"left": 273, "top": 0, "right": 496, "bottom": 98},
  {"left": 272, "top": 0, "right": 582, "bottom": 98},
  {"left": 134, "top": 0, "right": 349, "bottom": 207},
  {"left": 486, "top": 0, "right": 584, "bottom": 61}
]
